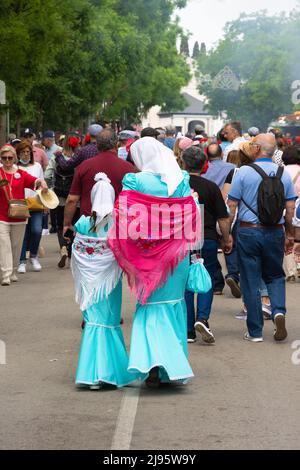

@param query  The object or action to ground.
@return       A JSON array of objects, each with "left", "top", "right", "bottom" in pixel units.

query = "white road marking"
[{"left": 111, "top": 386, "right": 141, "bottom": 450}]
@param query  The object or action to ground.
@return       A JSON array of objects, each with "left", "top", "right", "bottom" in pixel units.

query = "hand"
[
  {"left": 294, "top": 242, "right": 300, "bottom": 262},
  {"left": 63, "top": 225, "right": 74, "bottom": 242},
  {"left": 192, "top": 191, "right": 199, "bottom": 201},
  {"left": 285, "top": 237, "right": 294, "bottom": 255},
  {"left": 36, "top": 179, "right": 48, "bottom": 192},
  {"left": 221, "top": 234, "right": 233, "bottom": 254}
]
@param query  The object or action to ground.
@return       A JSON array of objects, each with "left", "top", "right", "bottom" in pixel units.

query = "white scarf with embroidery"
[
  {"left": 71, "top": 173, "right": 122, "bottom": 311},
  {"left": 71, "top": 233, "right": 122, "bottom": 311}
]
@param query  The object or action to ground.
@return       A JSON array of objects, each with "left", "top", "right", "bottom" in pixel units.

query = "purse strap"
[
  {"left": 293, "top": 170, "right": 300, "bottom": 185},
  {"left": 0, "top": 168, "right": 13, "bottom": 201},
  {"left": 1, "top": 183, "right": 11, "bottom": 203}
]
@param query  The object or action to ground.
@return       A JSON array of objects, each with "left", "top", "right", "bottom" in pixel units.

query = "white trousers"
[
  {"left": 284, "top": 253, "right": 297, "bottom": 277},
  {"left": 0, "top": 223, "right": 26, "bottom": 281}
]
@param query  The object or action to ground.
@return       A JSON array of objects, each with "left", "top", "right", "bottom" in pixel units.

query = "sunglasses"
[{"left": 1, "top": 156, "right": 14, "bottom": 161}]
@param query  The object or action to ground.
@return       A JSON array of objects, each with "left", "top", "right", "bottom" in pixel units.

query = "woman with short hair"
[
  {"left": 16, "top": 141, "right": 45, "bottom": 273},
  {"left": 0, "top": 145, "right": 48, "bottom": 285}
]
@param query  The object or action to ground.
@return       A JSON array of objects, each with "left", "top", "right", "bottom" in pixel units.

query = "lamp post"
[{"left": 0, "top": 80, "right": 7, "bottom": 146}]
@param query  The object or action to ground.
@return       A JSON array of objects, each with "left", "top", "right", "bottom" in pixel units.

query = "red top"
[
  {"left": 0, "top": 168, "right": 37, "bottom": 223},
  {"left": 70, "top": 151, "right": 137, "bottom": 216}
]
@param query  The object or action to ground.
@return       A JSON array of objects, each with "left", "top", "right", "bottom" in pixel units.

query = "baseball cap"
[
  {"left": 88, "top": 124, "right": 103, "bottom": 137},
  {"left": 43, "top": 130, "right": 55, "bottom": 139},
  {"left": 248, "top": 127, "right": 260, "bottom": 137},
  {"left": 22, "top": 127, "right": 34, "bottom": 137}
]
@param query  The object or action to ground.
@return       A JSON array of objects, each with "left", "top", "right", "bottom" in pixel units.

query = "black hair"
[
  {"left": 282, "top": 146, "right": 300, "bottom": 165},
  {"left": 182, "top": 146, "right": 206, "bottom": 172}
]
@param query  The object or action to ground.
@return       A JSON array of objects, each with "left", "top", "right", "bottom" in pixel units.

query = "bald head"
[
  {"left": 207, "top": 143, "right": 223, "bottom": 160},
  {"left": 96, "top": 129, "right": 118, "bottom": 152},
  {"left": 252, "top": 133, "right": 276, "bottom": 159}
]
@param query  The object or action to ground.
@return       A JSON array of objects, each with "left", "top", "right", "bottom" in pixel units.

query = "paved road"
[{"left": 0, "top": 235, "right": 300, "bottom": 450}]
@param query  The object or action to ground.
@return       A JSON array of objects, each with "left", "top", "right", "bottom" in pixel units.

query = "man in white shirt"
[{"left": 223, "top": 121, "right": 246, "bottom": 161}]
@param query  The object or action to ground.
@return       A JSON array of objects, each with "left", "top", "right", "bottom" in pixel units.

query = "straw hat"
[{"left": 36, "top": 189, "right": 59, "bottom": 209}]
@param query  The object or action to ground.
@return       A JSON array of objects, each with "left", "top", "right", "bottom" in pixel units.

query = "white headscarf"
[
  {"left": 130, "top": 137, "right": 183, "bottom": 196},
  {"left": 91, "top": 172, "right": 115, "bottom": 228}
]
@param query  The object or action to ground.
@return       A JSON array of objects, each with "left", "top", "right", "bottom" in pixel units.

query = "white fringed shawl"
[{"left": 71, "top": 233, "right": 122, "bottom": 311}]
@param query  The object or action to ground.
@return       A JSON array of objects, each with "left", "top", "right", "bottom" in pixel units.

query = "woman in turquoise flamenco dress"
[
  {"left": 72, "top": 173, "right": 140, "bottom": 389},
  {"left": 109, "top": 137, "right": 200, "bottom": 388}
]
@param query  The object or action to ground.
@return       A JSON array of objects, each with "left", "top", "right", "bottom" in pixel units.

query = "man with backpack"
[{"left": 227, "top": 134, "right": 296, "bottom": 343}]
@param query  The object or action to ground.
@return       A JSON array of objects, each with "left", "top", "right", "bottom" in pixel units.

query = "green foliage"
[
  {"left": 196, "top": 11, "right": 300, "bottom": 130},
  {"left": 192, "top": 41, "right": 200, "bottom": 59},
  {"left": 0, "top": 0, "right": 189, "bottom": 132},
  {"left": 180, "top": 35, "right": 190, "bottom": 57}
]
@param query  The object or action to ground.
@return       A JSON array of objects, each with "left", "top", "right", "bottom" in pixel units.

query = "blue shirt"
[
  {"left": 202, "top": 159, "right": 236, "bottom": 189},
  {"left": 228, "top": 159, "right": 296, "bottom": 224},
  {"left": 164, "top": 137, "right": 176, "bottom": 150}
]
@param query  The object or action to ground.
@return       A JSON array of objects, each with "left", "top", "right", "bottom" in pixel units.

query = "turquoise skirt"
[
  {"left": 128, "top": 257, "right": 194, "bottom": 383},
  {"left": 76, "top": 281, "right": 139, "bottom": 387}
]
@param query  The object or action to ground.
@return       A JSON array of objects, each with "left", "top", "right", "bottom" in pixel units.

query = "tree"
[
  {"left": 196, "top": 11, "right": 300, "bottom": 130},
  {"left": 192, "top": 41, "right": 200, "bottom": 59},
  {"left": 0, "top": 0, "right": 189, "bottom": 133},
  {"left": 180, "top": 35, "right": 190, "bottom": 57},
  {"left": 200, "top": 42, "right": 206, "bottom": 56}
]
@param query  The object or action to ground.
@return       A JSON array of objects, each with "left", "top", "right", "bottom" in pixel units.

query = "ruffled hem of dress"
[{"left": 128, "top": 364, "right": 194, "bottom": 383}]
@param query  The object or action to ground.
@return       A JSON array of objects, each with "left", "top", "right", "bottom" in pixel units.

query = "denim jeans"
[
  {"left": 237, "top": 227, "right": 286, "bottom": 338},
  {"left": 185, "top": 239, "right": 218, "bottom": 331},
  {"left": 20, "top": 211, "right": 43, "bottom": 261}
]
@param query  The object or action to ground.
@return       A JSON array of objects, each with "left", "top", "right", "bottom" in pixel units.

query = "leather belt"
[{"left": 239, "top": 222, "right": 284, "bottom": 229}]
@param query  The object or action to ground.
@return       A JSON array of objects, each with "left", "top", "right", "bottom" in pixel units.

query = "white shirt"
[
  {"left": 223, "top": 137, "right": 246, "bottom": 161},
  {"left": 18, "top": 163, "right": 43, "bottom": 198}
]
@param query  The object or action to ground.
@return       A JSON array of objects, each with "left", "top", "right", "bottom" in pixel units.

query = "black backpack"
[
  {"left": 54, "top": 165, "right": 74, "bottom": 199},
  {"left": 241, "top": 163, "right": 285, "bottom": 226}
]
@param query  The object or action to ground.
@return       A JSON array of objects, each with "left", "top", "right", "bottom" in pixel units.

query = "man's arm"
[
  {"left": 63, "top": 195, "right": 80, "bottom": 237},
  {"left": 56, "top": 149, "right": 84, "bottom": 171},
  {"left": 218, "top": 217, "right": 233, "bottom": 254}
]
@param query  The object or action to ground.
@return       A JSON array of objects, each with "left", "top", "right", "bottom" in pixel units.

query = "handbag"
[
  {"left": 186, "top": 253, "right": 212, "bottom": 294},
  {"left": 26, "top": 196, "right": 44, "bottom": 211},
  {"left": 1, "top": 181, "right": 30, "bottom": 219}
]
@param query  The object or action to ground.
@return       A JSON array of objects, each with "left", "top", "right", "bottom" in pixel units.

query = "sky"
[{"left": 177, "top": 0, "right": 299, "bottom": 49}]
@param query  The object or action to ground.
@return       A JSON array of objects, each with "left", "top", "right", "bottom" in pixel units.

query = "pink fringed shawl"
[{"left": 108, "top": 190, "right": 202, "bottom": 305}]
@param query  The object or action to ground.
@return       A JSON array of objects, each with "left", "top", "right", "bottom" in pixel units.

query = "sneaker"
[
  {"left": 262, "top": 303, "right": 272, "bottom": 320},
  {"left": 226, "top": 277, "right": 242, "bottom": 299},
  {"left": 42, "top": 229, "right": 50, "bottom": 236},
  {"left": 244, "top": 332, "right": 263, "bottom": 343},
  {"left": 58, "top": 246, "right": 68, "bottom": 269},
  {"left": 11, "top": 273, "right": 18, "bottom": 283},
  {"left": 195, "top": 320, "right": 215, "bottom": 344},
  {"left": 1, "top": 278, "right": 11, "bottom": 286},
  {"left": 274, "top": 313, "right": 288, "bottom": 342},
  {"left": 188, "top": 330, "right": 197, "bottom": 343},
  {"left": 17, "top": 263, "right": 27, "bottom": 274},
  {"left": 30, "top": 257, "right": 42, "bottom": 272},
  {"left": 235, "top": 307, "right": 247, "bottom": 320},
  {"left": 213, "top": 290, "right": 223, "bottom": 296},
  {"left": 49, "top": 227, "right": 57, "bottom": 234}
]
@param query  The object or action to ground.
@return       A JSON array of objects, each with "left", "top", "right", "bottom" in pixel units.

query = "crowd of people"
[{"left": 1, "top": 120, "right": 300, "bottom": 389}]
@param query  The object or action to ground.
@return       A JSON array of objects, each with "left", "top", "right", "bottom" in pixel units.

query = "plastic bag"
[{"left": 186, "top": 254, "right": 212, "bottom": 294}]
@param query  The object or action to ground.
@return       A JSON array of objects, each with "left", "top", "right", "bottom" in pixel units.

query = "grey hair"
[
  {"left": 96, "top": 129, "right": 118, "bottom": 152},
  {"left": 255, "top": 139, "right": 276, "bottom": 157}
]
